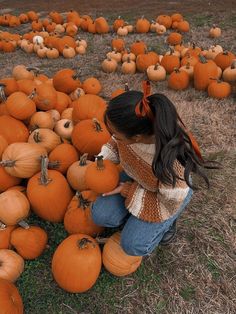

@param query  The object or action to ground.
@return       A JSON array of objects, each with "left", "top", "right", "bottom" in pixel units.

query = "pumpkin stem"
[
  {"left": 77, "top": 237, "right": 95, "bottom": 249},
  {"left": 0, "top": 83, "right": 7, "bottom": 102},
  {"left": 0, "top": 160, "right": 16, "bottom": 167},
  {"left": 18, "top": 220, "right": 30, "bottom": 229},
  {"left": 126, "top": 56, "right": 131, "bottom": 63},
  {"left": 33, "top": 131, "right": 41, "bottom": 143},
  {"left": 29, "top": 88, "right": 36, "bottom": 99},
  {"left": 39, "top": 155, "right": 52, "bottom": 185},
  {"left": 93, "top": 118, "right": 103, "bottom": 132},
  {"left": 95, "top": 155, "right": 105, "bottom": 170},
  {"left": 48, "top": 160, "right": 60, "bottom": 169},
  {"left": 26, "top": 67, "right": 40, "bottom": 75},
  {"left": 79, "top": 153, "right": 88, "bottom": 166},
  {"left": 174, "top": 67, "right": 180, "bottom": 73},
  {"left": 199, "top": 54, "right": 207, "bottom": 64},
  {"left": 0, "top": 221, "right": 6, "bottom": 229},
  {"left": 75, "top": 191, "right": 91, "bottom": 209},
  {"left": 154, "top": 63, "right": 159, "bottom": 70}
]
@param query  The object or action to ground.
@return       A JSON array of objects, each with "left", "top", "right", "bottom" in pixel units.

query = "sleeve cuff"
[{"left": 120, "top": 181, "right": 133, "bottom": 198}]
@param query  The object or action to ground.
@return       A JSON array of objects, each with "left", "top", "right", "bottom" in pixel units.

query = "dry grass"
[{"left": 0, "top": 1, "right": 236, "bottom": 313}]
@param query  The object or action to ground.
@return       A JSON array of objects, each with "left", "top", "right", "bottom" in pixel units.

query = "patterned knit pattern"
[{"left": 99, "top": 137, "right": 190, "bottom": 223}]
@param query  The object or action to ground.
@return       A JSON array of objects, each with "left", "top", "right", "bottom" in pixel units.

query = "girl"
[{"left": 91, "top": 81, "right": 216, "bottom": 256}]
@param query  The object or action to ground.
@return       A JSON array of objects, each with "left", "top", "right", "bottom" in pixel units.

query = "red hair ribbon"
[
  {"left": 135, "top": 80, "right": 154, "bottom": 121},
  {"left": 177, "top": 113, "right": 203, "bottom": 161}
]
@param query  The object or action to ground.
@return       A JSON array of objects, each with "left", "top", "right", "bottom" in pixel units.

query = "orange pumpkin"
[
  {"left": 53, "top": 69, "right": 81, "bottom": 94},
  {"left": 0, "top": 225, "right": 16, "bottom": 249},
  {"left": 27, "top": 156, "right": 73, "bottom": 222},
  {"left": 113, "top": 16, "right": 125, "bottom": 31},
  {"left": 102, "top": 232, "right": 142, "bottom": 276},
  {"left": 0, "top": 115, "right": 29, "bottom": 144},
  {"left": 6, "top": 91, "right": 36, "bottom": 120},
  {"left": 136, "top": 51, "right": 159, "bottom": 72},
  {"left": 54, "top": 91, "right": 71, "bottom": 113},
  {"left": 0, "top": 278, "right": 24, "bottom": 313},
  {"left": 0, "top": 78, "right": 18, "bottom": 96},
  {"left": 207, "top": 80, "right": 231, "bottom": 99},
  {"left": 52, "top": 234, "right": 102, "bottom": 292},
  {"left": 64, "top": 190, "right": 104, "bottom": 236},
  {"left": 168, "top": 68, "right": 190, "bottom": 90},
  {"left": 130, "top": 40, "right": 147, "bottom": 56},
  {"left": 214, "top": 51, "right": 235, "bottom": 70},
  {"left": 0, "top": 167, "right": 21, "bottom": 192},
  {"left": 33, "top": 83, "right": 57, "bottom": 111},
  {"left": 17, "top": 79, "right": 37, "bottom": 95},
  {"left": 95, "top": 17, "right": 109, "bottom": 33},
  {"left": 29, "top": 111, "right": 55, "bottom": 131},
  {"left": 167, "top": 32, "right": 182, "bottom": 45},
  {"left": 0, "top": 249, "right": 24, "bottom": 282},
  {"left": 10, "top": 226, "right": 48, "bottom": 260},
  {"left": 194, "top": 55, "right": 218, "bottom": 90},
  {"left": 135, "top": 17, "right": 150, "bottom": 33},
  {"left": 71, "top": 119, "right": 110, "bottom": 156},
  {"left": 49, "top": 143, "right": 79, "bottom": 174},
  {"left": 82, "top": 77, "right": 102, "bottom": 95},
  {"left": 85, "top": 156, "right": 119, "bottom": 194},
  {"left": 0, "top": 135, "right": 8, "bottom": 158},
  {"left": 156, "top": 15, "right": 172, "bottom": 28},
  {"left": 111, "top": 38, "right": 125, "bottom": 52},
  {"left": 67, "top": 153, "right": 92, "bottom": 191},
  {"left": 72, "top": 94, "right": 107, "bottom": 123},
  {"left": 28, "top": 128, "right": 61, "bottom": 153},
  {"left": 161, "top": 53, "right": 180, "bottom": 74}
]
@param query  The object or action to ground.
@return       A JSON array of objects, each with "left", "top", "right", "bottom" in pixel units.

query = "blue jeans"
[{"left": 91, "top": 172, "right": 193, "bottom": 256}]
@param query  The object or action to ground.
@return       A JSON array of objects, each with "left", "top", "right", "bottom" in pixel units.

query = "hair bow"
[{"left": 135, "top": 80, "right": 154, "bottom": 121}]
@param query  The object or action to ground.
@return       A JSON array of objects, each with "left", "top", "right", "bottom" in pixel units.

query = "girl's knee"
[{"left": 120, "top": 234, "right": 152, "bottom": 256}]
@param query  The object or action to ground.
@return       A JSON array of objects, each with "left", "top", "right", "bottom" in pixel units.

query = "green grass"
[{"left": 180, "top": 286, "right": 196, "bottom": 301}]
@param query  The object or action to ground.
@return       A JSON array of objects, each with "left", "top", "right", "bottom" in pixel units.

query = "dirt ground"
[{"left": 0, "top": 1, "right": 236, "bottom": 314}]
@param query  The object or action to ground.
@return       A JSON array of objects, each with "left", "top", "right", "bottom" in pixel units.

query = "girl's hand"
[{"left": 102, "top": 182, "right": 125, "bottom": 196}]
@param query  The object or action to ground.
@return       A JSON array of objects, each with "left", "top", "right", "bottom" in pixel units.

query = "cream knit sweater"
[{"left": 99, "top": 137, "right": 190, "bottom": 223}]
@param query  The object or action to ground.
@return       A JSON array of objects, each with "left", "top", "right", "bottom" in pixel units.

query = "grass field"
[{"left": 0, "top": 0, "right": 236, "bottom": 313}]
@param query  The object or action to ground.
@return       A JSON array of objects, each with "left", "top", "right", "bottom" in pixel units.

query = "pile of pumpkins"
[
  {"left": 102, "top": 40, "right": 236, "bottom": 99},
  {"left": 0, "top": 64, "right": 143, "bottom": 312}
]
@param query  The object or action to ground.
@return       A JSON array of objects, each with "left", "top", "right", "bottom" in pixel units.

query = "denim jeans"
[{"left": 91, "top": 172, "right": 193, "bottom": 256}]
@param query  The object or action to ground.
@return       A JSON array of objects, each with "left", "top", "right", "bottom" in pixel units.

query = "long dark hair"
[{"left": 104, "top": 90, "right": 220, "bottom": 189}]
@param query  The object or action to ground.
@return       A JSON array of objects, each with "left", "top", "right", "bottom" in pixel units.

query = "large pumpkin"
[
  {"left": 194, "top": 55, "right": 218, "bottom": 90},
  {"left": 0, "top": 190, "right": 30, "bottom": 226},
  {"left": 102, "top": 232, "right": 142, "bottom": 276},
  {"left": 95, "top": 17, "right": 109, "bottom": 33},
  {"left": 0, "top": 115, "right": 29, "bottom": 144},
  {"left": 71, "top": 119, "right": 110, "bottom": 156},
  {"left": 10, "top": 226, "right": 48, "bottom": 260},
  {"left": 64, "top": 190, "right": 104, "bottom": 236},
  {"left": 0, "top": 278, "right": 24, "bottom": 313},
  {"left": 1, "top": 142, "right": 47, "bottom": 178},
  {"left": 85, "top": 155, "right": 119, "bottom": 194},
  {"left": 0, "top": 249, "right": 24, "bottom": 282},
  {"left": 33, "top": 83, "right": 57, "bottom": 111},
  {"left": 28, "top": 128, "right": 62, "bottom": 153},
  {"left": 27, "top": 156, "right": 73, "bottom": 222},
  {"left": 52, "top": 234, "right": 102, "bottom": 292},
  {"left": 72, "top": 94, "right": 107, "bottom": 123},
  {"left": 5, "top": 91, "right": 36, "bottom": 120},
  {"left": 53, "top": 69, "right": 81, "bottom": 94}
]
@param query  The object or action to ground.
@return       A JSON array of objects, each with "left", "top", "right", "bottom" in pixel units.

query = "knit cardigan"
[{"left": 99, "top": 136, "right": 190, "bottom": 223}]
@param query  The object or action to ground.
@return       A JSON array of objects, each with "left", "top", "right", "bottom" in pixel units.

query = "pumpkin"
[
  {"left": 67, "top": 153, "right": 92, "bottom": 191},
  {"left": 0, "top": 190, "right": 30, "bottom": 226},
  {"left": 167, "top": 32, "right": 182, "bottom": 45},
  {"left": 208, "top": 80, "right": 231, "bottom": 99},
  {"left": 209, "top": 25, "right": 221, "bottom": 38},
  {"left": 87, "top": 20, "right": 96, "bottom": 34},
  {"left": 121, "top": 58, "right": 136, "bottom": 74},
  {"left": 37, "top": 45, "right": 48, "bottom": 58},
  {"left": 102, "top": 58, "right": 118, "bottom": 73},
  {"left": 47, "top": 109, "right": 60, "bottom": 124},
  {"left": 10, "top": 226, "right": 48, "bottom": 260},
  {"left": 117, "top": 26, "right": 128, "bottom": 36},
  {"left": 27, "top": 11, "right": 38, "bottom": 21},
  {"left": 136, "top": 51, "right": 159, "bottom": 72},
  {"left": 147, "top": 63, "right": 166, "bottom": 81},
  {"left": 177, "top": 20, "right": 190, "bottom": 32},
  {"left": 28, "top": 128, "right": 61, "bottom": 153},
  {"left": 161, "top": 52, "right": 180, "bottom": 74},
  {"left": 0, "top": 78, "right": 18, "bottom": 96},
  {"left": 0, "top": 167, "right": 21, "bottom": 192},
  {"left": 0, "top": 143, "right": 47, "bottom": 179},
  {"left": 33, "top": 83, "right": 57, "bottom": 111},
  {"left": 194, "top": 55, "right": 218, "bottom": 90},
  {"left": 5, "top": 91, "right": 36, "bottom": 120},
  {"left": 113, "top": 16, "right": 125, "bottom": 31},
  {"left": 64, "top": 190, "right": 104, "bottom": 236},
  {"left": 0, "top": 250, "right": 24, "bottom": 282},
  {"left": 156, "top": 24, "right": 167, "bottom": 35},
  {"left": 0, "top": 115, "right": 29, "bottom": 144},
  {"left": 54, "top": 119, "right": 74, "bottom": 140},
  {"left": 156, "top": 15, "right": 172, "bottom": 28},
  {"left": 53, "top": 69, "right": 81, "bottom": 94},
  {"left": 69, "top": 88, "right": 85, "bottom": 101},
  {"left": 135, "top": 16, "right": 150, "bottom": 33},
  {"left": 52, "top": 234, "right": 101, "bottom": 292},
  {"left": 130, "top": 40, "right": 147, "bottom": 56},
  {"left": 29, "top": 111, "right": 54, "bottom": 131},
  {"left": 168, "top": 68, "right": 190, "bottom": 90},
  {"left": 46, "top": 47, "right": 59, "bottom": 59},
  {"left": 179, "top": 63, "right": 194, "bottom": 79},
  {"left": 111, "top": 38, "right": 125, "bottom": 52},
  {"left": 53, "top": 91, "right": 71, "bottom": 114},
  {"left": 82, "top": 78, "right": 102, "bottom": 95},
  {"left": 31, "top": 20, "right": 43, "bottom": 32},
  {"left": 27, "top": 156, "right": 73, "bottom": 222},
  {"left": 150, "top": 20, "right": 159, "bottom": 32},
  {"left": 72, "top": 94, "right": 107, "bottom": 123},
  {"left": 17, "top": 79, "right": 37, "bottom": 95},
  {"left": 63, "top": 45, "right": 76, "bottom": 58},
  {"left": 122, "top": 50, "right": 136, "bottom": 62},
  {"left": 102, "top": 232, "right": 142, "bottom": 276},
  {"left": 12, "top": 65, "right": 34, "bottom": 81},
  {"left": 76, "top": 38, "right": 87, "bottom": 48},
  {"left": 95, "top": 17, "right": 109, "bottom": 33},
  {"left": 75, "top": 45, "right": 86, "bottom": 55},
  {"left": 181, "top": 54, "right": 198, "bottom": 67},
  {"left": 214, "top": 51, "right": 235, "bottom": 70},
  {"left": 106, "top": 50, "right": 122, "bottom": 63},
  {"left": 85, "top": 155, "right": 119, "bottom": 194},
  {"left": 33, "top": 35, "right": 44, "bottom": 44},
  {"left": 49, "top": 143, "right": 78, "bottom": 174},
  {"left": 19, "top": 13, "right": 29, "bottom": 23},
  {"left": 71, "top": 119, "right": 110, "bottom": 156},
  {"left": 61, "top": 108, "right": 73, "bottom": 120},
  {"left": 49, "top": 11, "right": 64, "bottom": 24},
  {"left": 171, "top": 13, "right": 183, "bottom": 23},
  {"left": 0, "top": 135, "right": 8, "bottom": 158},
  {"left": 223, "top": 60, "right": 236, "bottom": 82},
  {"left": 111, "top": 84, "right": 129, "bottom": 99},
  {"left": 205, "top": 45, "right": 223, "bottom": 60},
  {"left": 0, "top": 225, "right": 16, "bottom": 249},
  {"left": 0, "top": 278, "right": 24, "bottom": 313}
]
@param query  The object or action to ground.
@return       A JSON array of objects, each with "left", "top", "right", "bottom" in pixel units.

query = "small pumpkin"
[
  {"left": 85, "top": 155, "right": 119, "bottom": 194},
  {"left": 161, "top": 51, "right": 180, "bottom": 74},
  {"left": 49, "top": 143, "right": 78, "bottom": 174},
  {"left": 95, "top": 17, "right": 109, "bottom": 34},
  {"left": 54, "top": 119, "right": 74, "bottom": 140},
  {"left": 106, "top": 50, "right": 122, "bottom": 63},
  {"left": 147, "top": 63, "right": 166, "bottom": 81},
  {"left": 207, "top": 79, "right": 231, "bottom": 99},
  {"left": 156, "top": 15, "right": 172, "bottom": 29},
  {"left": 61, "top": 108, "right": 73, "bottom": 120},
  {"left": 113, "top": 16, "right": 125, "bottom": 31},
  {"left": 223, "top": 60, "right": 236, "bottom": 82},
  {"left": 167, "top": 32, "right": 182, "bottom": 45},
  {"left": 111, "top": 38, "right": 125, "bottom": 52},
  {"left": 136, "top": 51, "right": 159, "bottom": 72},
  {"left": 12, "top": 65, "right": 34, "bottom": 81},
  {"left": 121, "top": 57, "right": 136, "bottom": 74},
  {"left": 69, "top": 88, "right": 85, "bottom": 101},
  {"left": 29, "top": 111, "right": 54, "bottom": 131},
  {"left": 130, "top": 40, "right": 147, "bottom": 56},
  {"left": 33, "top": 83, "right": 57, "bottom": 111},
  {"left": 209, "top": 25, "right": 221, "bottom": 38},
  {"left": 53, "top": 69, "right": 81, "bottom": 94},
  {"left": 63, "top": 45, "right": 76, "bottom": 58},
  {"left": 10, "top": 225, "right": 48, "bottom": 260},
  {"left": 135, "top": 16, "right": 150, "bottom": 33},
  {"left": 102, "top": 57, "right": 118, "bottom": 73},
  {"left": 177, "top": 20, "right": 190, "bottom": 32},
  {"left": 28, "top": 128, "right": 61, "bottom": 153},
  {"left": 82, "top": 78, "right": 102, "bottom": 95},
  {"left": 214, "top": 51, "right": 235, "bottom": 70},
  {"left": 179, "top": 62, "right": 194, "bottom": 79},
  {"left": 168, "top": 68, "right": 190, "bottom": 90},
  {"left": 117, "top": 26, "right": 128, "bottom": 36},
  {"left": 102, "top": 232, "right": 142, "bottom": 276}
]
